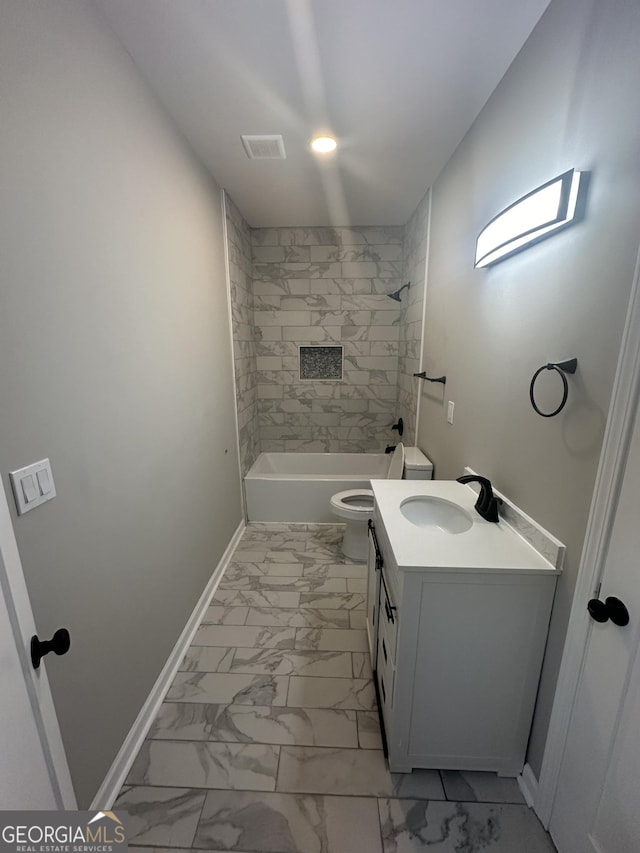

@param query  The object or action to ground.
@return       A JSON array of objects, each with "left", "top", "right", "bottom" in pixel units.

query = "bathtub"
[{"left": 244, "top": 452, "right": 391, "bottom": 523}]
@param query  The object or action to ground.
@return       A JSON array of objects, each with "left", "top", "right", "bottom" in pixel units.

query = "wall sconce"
[{"left": 474, "top": 169, "right": 585, "bottom": 268}]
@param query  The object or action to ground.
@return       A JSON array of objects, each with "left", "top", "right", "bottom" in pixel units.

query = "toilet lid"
[
  {"left": 331, "top": 489, "right": 375, "bottom": 511},
  {"left": 387, "top": 442, "right": 405, "bottom": 480}
]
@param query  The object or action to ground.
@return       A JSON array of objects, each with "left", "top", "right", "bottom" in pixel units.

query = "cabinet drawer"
[
  {"left": 373, "top": 509, "right": 402, "bottom": 603},
  {"left": 379, "top": 566, "right": 398, "bottom": 656},
  {"left": 376, "top": 629, "right": 394, "bottom": 730},
  {"left": 379, "top": 626, "right": 394, "bottom": 673}
]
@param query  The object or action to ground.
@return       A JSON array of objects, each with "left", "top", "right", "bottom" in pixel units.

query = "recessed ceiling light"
[{"left": 310, "top": 135, "right": 337, "bottom": 154}]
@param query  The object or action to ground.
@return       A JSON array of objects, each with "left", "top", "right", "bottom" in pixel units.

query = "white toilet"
[{"left": 330, "top": 444, "right": 433, "bottom": 561}]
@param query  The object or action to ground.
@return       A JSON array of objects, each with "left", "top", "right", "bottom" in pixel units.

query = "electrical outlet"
[{"left": 447, "top": 401, "right": 455, "bottom": 424}]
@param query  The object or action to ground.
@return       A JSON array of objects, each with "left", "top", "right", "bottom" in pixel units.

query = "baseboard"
[
  {"left": 90, "top": 520, "right": 245, "bottom": 809},
  {"left": 518, "top": 763, "right": 539, "bottom": 809}
]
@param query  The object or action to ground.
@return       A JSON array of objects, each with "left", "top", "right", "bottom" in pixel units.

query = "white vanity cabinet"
[{"left": 367, "top": 487, "right": 562, "bottom": 777}]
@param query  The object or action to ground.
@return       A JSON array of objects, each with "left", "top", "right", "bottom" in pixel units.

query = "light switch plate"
[
  {"left": 447, "top": 401, "right": 455, "bottom": 424},
  {"left": 9, "top": 458, "right": 57, "bottom": 515}
]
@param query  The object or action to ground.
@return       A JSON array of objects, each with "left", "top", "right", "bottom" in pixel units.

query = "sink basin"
[{"left": 400, "top": 496, "right": 473, "bottom": 534}]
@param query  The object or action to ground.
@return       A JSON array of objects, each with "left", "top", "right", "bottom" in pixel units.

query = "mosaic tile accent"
[{"left": 299, "top": 345, "right": 343, "bottom": 380}]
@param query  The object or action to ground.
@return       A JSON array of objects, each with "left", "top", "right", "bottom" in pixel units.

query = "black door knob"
[
  {"left": 587, "top": 596, "right": 630, "bottom": 627},
  {"left": 31, "top": 628, "right": 71, "bottom": 669},
  {"left": 587, "top": 598, "right": 609, "bottom": 622}
]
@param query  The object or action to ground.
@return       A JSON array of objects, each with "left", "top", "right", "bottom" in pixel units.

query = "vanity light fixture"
[
  {"left": 474, "top": 169, "right": 584, "bottom": 268},
  {"left": 310, "top": 135, "right": 337, "bottom": 154}
]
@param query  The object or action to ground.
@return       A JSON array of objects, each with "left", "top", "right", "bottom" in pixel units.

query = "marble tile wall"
[
  {"left": 225, "top": 194, "right": 260, "bottom": 476},
  {"left": 251, "top": 226, "right": 405, "bottom": 453},
  {"left": 398, "top": 190, "right": 430, "bottom": 445}
]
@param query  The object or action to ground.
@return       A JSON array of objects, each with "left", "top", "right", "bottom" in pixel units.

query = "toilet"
[{"left": 330, "top": 444, "right": 433, "bottom": 561}]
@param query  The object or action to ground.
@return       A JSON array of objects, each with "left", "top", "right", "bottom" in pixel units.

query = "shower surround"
[
  {"left": 225, "top": 193, "right": 428, "bottom": 476},
  {"left": 252, "top": 225, "right": 404, "bottom": 455}
]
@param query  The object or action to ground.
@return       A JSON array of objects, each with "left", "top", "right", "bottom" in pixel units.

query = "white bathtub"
[{"left": 244, "top": 452, "right": 391, "bottom": 523}]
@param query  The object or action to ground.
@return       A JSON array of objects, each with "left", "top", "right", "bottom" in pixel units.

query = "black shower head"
[{"left": 388, "top": 282, "right": 410, "bottom": 302}]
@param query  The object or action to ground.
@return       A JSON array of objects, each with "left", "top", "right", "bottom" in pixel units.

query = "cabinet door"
[
  {"left": 376, "top": 623, "right": 394, "bottom": 732},
  {"left": 366, "top": 523, "right": 380, "bottom": 666},
  {"left": 378, "top": 565, "right": 399, "bottom": 657}
]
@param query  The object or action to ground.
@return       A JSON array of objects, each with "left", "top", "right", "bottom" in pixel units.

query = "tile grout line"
[
  {"left": 375, "top": 796, "right": 386, "bottom": 853},
  {"left": 190, "top": 783, "right": 210, "bottom": 849},
  {"left": 121, "top": 777, "right": 527, "bottom": 805}
]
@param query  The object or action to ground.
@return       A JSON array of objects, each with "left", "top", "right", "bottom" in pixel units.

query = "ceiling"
[{"left": 94, "top": 0, "right": 552, "bottom": 227}]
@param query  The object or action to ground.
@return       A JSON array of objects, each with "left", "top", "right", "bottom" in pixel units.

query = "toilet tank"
[{"left": 403, "top": 446, "right": 433, "bottom": 480}]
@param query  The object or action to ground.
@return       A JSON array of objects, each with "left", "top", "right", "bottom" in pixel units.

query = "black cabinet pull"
[
  {"left": 381, "top": 574, "right": 396, "bottom": 624},
  {"left": 368, "top": 519, "right": 383, "bottom": 570},
  {"left": 383, "top": 638, "right": 388, "bottom": 663},
  {"left": 31, "top": 628, "right": 71, "bottom": 669},
  {"left": 384, "top": 598, "right": 393, "bottom": 623}
]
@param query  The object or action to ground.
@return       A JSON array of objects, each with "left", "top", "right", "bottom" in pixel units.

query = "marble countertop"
[{"left": 371, "top": 479, "right": 562, "bottom": 574}]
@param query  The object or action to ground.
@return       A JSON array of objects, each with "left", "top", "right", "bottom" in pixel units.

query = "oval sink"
[{"left": 400, "top": 496, "right": 473, "bottom": 534}]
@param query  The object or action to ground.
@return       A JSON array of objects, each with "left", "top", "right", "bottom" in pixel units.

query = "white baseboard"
[
  {"left": 90, "top": 520, "right": 245, "bottom": 809},
  {"left": 518, "top": 762, "right": 539, "bottom": 809}
]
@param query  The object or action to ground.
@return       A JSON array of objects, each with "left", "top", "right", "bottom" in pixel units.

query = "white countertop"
[{"left": 371, "top": 480, "right": 561, "bottom": 574}]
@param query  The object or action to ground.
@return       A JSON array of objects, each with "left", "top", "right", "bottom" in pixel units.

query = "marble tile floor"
[{"left": 117, "top": 523, "right": 556, "bottom": 853}]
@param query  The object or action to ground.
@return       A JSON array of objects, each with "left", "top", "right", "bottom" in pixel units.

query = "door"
[
  {"left": 549, "top": 393, "right": 640, "bottom": 852},
  {"left": 0, "top": 478, "right": 76, "bottom": 809}
]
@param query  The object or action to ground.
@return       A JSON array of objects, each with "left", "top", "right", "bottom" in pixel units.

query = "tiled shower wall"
[
  {"left": 225, "top": 194, "right": 260, "bottom": 476},
  {"left": 251, "top": 226, "right": 405, "bottom": 453},
  {"left": 397, "top": 189, "right": 430, "bottom": 444},
  {"left": 225, "top": 200, "right": 431, "bottom": 466}
]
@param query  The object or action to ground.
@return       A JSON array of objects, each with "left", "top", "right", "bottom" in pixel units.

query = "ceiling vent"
[{"left": 241, "top": 134, "right": 286, "bottom": 160}]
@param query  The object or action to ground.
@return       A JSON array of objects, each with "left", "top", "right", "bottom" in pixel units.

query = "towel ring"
[{"left": 529, "top": 358, "right": 577, "bottom": 418}]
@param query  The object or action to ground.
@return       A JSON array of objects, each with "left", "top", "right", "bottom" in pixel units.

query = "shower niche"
[{"left": 299, "top": 345, "right": 343, "bottom": 381}]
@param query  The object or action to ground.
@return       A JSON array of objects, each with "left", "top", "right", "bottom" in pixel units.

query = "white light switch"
[
  {"left": 10, "top": 458, "right": 57, "bottom": 515},
  {"left": 21, "top": 474, "right": 38, "bottom": 503},
  {"left": 36, "top": 468, "right": 52, "bottom": 496},
  {"left": 447, "top": 401, "right": 455, "bottom": 424}
]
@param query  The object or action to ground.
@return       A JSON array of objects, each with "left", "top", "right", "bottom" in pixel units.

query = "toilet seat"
[
  {"left": 328, "top": 444, "right": 430, "bottom": 562},
  {"left": 329, "top": 488, "right": 375, "bottom": 520}
]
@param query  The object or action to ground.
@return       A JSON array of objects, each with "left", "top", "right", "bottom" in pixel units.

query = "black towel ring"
[{"left": 529, "top": 358, "right": 578, "bottom": 418}]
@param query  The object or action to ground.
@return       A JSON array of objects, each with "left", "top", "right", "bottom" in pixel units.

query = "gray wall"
[
  {"left": 0, "top": 0, "right": 242, "bottom": 805},
  {"left": 417, "top": 0, "right": 640, "bottom": 777}
]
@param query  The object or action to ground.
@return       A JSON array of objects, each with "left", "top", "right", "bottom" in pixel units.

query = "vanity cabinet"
[{"left": 367, "top": 505, "right": 559, "bottom": 777}]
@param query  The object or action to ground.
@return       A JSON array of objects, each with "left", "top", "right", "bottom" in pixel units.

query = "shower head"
[{"left": 388, "top": 282, "right": 410, "bottom": 302}]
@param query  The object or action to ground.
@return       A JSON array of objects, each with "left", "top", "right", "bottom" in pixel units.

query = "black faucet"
[
  {"left": 392, "top": 417, "right": 404, "bottom": 437},
  {"left": 456, "top": 475, "right": 501, "bottom": 523}
]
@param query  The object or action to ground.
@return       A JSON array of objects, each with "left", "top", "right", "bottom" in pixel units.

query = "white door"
[
  {"left": 0, "top": 478, "right": 76, "bottom": 809},
  {"left": 550, "top": 392, "right": 640, "bottom": 852}
]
